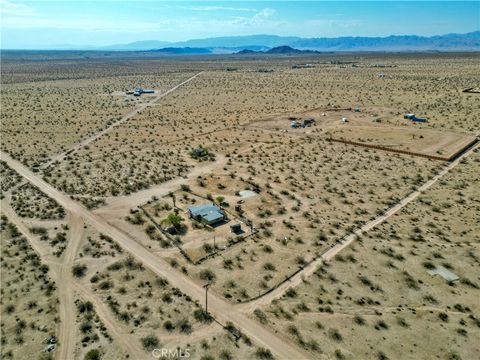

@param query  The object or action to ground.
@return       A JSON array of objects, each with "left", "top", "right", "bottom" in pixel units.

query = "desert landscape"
[{"left": 1, "top": 49, "right": 478, "bottom": 360}]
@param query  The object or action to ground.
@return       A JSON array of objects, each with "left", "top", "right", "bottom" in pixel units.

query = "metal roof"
[
  {"left": 188, "top": 203, "right": 224, "bottom": 222},
  {"left": 427, "top": 266, "right": 459, "bottom": 282}
]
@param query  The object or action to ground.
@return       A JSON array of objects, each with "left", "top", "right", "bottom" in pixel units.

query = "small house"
[
  {"left": 131, "top": 87, "right": 154, "bottom": 96},
  {"left": 192, "top": 148, "right": 207, "bottom": 157},
  {"left": 191, "top": 147, "right": 212, "bottom": 159},
  {"left": 188, "top": 203, "right": 226, "bottom": 225},
  {"left": 290, "top": 121, "right": 301, "bottom": 128}
]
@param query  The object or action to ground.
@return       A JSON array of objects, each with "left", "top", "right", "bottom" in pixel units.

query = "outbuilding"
[
  {"left": 427, "top": 266, "right": 459, "bottom": 282},
  {"left": 230, "top": 223, "right": 242, "bottom": 234}
]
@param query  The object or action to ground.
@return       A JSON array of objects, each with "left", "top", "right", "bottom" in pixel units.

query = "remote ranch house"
[{"left": 188, "top": 203, "right": 226, "bottom": 225}]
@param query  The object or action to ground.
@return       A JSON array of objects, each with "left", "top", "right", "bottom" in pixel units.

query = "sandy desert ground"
[{"left": 1, "top": 52, "right": 478, "bottom": 360}]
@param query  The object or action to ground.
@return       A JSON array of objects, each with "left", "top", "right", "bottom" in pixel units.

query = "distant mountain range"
[
  {"left": 148, "top": 47, "right": 212, "bottom": 55},
  {"left": 6, "top": 31, "right": 478, "bottom": 52},
  {"left": 237, "top": 46, "right": 322, "bottom": 55},
  {"left": 98, "top": 31, "right": 480, "bottom": 53}
]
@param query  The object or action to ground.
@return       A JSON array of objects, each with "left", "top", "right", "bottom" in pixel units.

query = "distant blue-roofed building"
[{"left": 188, "top": 203, "right": 226, "bottom": 225}]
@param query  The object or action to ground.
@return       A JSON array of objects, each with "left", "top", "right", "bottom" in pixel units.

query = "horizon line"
[{"left": 2, "top": 30, "right": 479, "bottom": 51}]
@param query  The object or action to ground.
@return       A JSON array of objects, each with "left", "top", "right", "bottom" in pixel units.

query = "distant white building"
[
  {"left": 427, "top": 266, "right": 459, "bottom": 282},
  {"left": 132, "top": 87, "right": 155, "bottom": 96}
]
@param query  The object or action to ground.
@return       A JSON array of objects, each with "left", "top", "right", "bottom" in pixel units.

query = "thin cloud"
[
  {"left": 306, "top": 19, "right": 363, "bottom": 29},
  {"left": 251, "top": 8, "right": 277, "bottom": 25},
  {"left": 185, "top": 6, "right": 258, "bottom": 12},
  {"left": 0, "top": 0, "right": 170, "bottom": 32},
  {"left": 0, "top": 0, "right": 38, "bottom": 17},
  {"left": 2, "top": 16, "right": 171, "bottom": 33}
]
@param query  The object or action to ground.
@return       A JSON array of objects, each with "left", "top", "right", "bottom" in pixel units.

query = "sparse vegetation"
[{"left": 1, "top": 52, "right": 478, "bottom": 360}]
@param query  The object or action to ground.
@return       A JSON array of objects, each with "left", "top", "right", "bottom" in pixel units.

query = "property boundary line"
[{"left": 328, "top": 137, "right": 479, "bottom": 162}]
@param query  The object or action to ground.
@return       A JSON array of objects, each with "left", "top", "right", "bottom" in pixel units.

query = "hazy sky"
[{"left": 1, "top": 1, "right": 479, "bottom": 49}]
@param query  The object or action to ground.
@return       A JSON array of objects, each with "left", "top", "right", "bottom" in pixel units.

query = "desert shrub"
[
  {"left": 328, "top": 328, "right": 343, "bottom": 342},
  {"left": 397, "top": 317, "right": 409, "bottom": 328},
  {"left": 178, "top": 319, "right": 192, "bottom": 334},
  {"left": 438, "top": 312, "right": 449, "bottom": 322},
  {"left": 219, "top": 351, "right": 232, "bottom": 360},
  {"left": 200, "top": 356, "right": 214, "bottom": 360},
  {"left": 255, "top": 348, "right": 274, "bottom": 359},
  {"left": 84, "top": 349, "right": 101, "bottom": 360},
  {"left": 72, "top": 264, "right": 87, "bottom": 278},
  {"left": 141, "top": 335, "right": 159, "bottom": 351},
  {"left": 263, "top": 262, "right": 276, "bottom": 271},
  {"left": 460, "top": 277, "right": 479, "bottom": 289},
  {"left": 403, "top": 271, "right": 419, "bottom": 290},
  {"left": 193, "top": 309, "right": 213, "bottom": 323},
  {"left": 354, "top": 314, "right": 366, "bottom": 325},
  {"left": 378, "top": 352, "right": 389, "bottom": 360},
  {"left": 107, "top": 261, "right": 124, "bottom": 271},
  {"left": 77, "top": 301, "right": 94, "bottom": 314},
  {"left": 447, "top": 352, "right": 462, "bottom": 360},
  {"left": 180, "top": 184, "right": 191, "bottom": 192},
  {"left": 199, "top": 269, "right": 216, "bottom": 282},
  {"left": 285, "top": 288, "right": 297, "bottom": 298},
  {"left": 422, "top": 261, "right": 435, "bottom": 270},
  {"left": 335, "top": 349, "right": 346, "bottom": 360},
  {"left": 262, "top": 245, "right": 273, "bottom": 253},
  {"left": 98, "top": 280, "right": 113, "bottom": 290},
  {"left": 253, "top": 309, "right": 268, "bottom": 324},
  {"left": 80, "top": 322, "right": 93, "bottom": 334},
  {"left": 375, "top": 320, "right": 389, "bottom": 330},
  {"left": 288, "top": 324, "right": 300, "bottom": 336},
  {"left": 163, "top": 320, "right": 175, "bottom": 332}
]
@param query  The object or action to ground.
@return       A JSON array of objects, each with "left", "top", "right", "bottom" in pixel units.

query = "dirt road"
[
  {"left": 0, "top": 150, "right": 311, "bottom": 360},
  {"left": 55, "top": 213, "right": 83, "bottom": 360},
  {"left": 239, "top": 142, "right": 479, "bottom": 311},
  {"left": 44, "top": 72, "right": 203, "bottom": 168},
  {"left": 1, "top": 186, "right": 145, "bottom": 359},
  {"left": 96, "top": 142, "right": 265, "bottom": 214},
  {"left": 1, "top": 203, "right": 77, "bottom": 360},
  {"left": 1, "top": 200, "right": 58, "bottom": 266},
  {"left": 72, "top": 283, "right": 146, "bottom": 358},
  {"left": 96, "top": 154, "right": 227, "bottom": 213}
]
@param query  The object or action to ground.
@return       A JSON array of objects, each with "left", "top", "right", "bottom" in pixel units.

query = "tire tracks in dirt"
[{"left": 1, "top": 150, "right": 311, "bottom": 360}]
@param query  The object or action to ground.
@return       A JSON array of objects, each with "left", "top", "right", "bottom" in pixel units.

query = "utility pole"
[{"left": 203, "top": 283, "right": 210, "bottom": 313}]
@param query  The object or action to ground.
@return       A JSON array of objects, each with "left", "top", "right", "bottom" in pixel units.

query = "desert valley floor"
[{"left": 0, "top": 52, "right": 479, "bottom": 360}]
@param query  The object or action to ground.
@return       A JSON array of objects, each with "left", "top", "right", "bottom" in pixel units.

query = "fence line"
[{"left": 329, "top": 137, "right": 479, "bottom": 162}]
